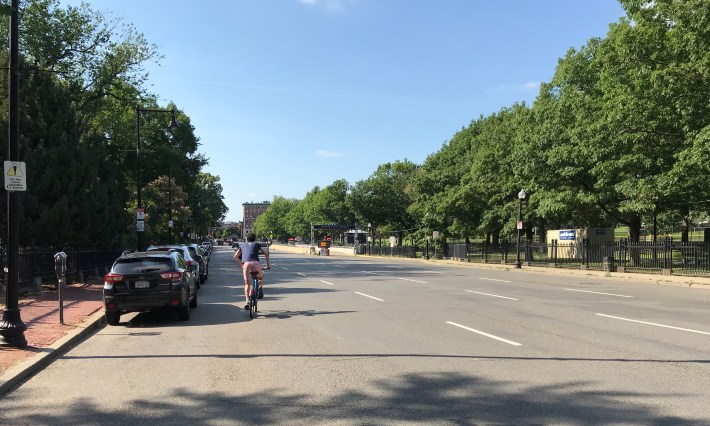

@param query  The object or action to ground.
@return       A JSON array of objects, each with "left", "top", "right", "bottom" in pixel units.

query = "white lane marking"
[
  {"left": 320, "top": 280, "right": 335, "bottom": 286},
  {"left": 596, "top": 314, "right": 710, "bottom": 336},
  {"left": 565, "top": 289, "right": 632, "bottom": 298},
  {"left": 280, "top": 267, "right": 289, "bottom": 270},
  {"left": 297, "top": 272, "right": 307, "bottom": 276},
  {"left": 421, "top": 270, "right": 443, "bottom": 274},
  {"left": 465, "top": 290, "right": 518, "bottom": 301},
  {"left": 478, "top": 277, "right": 511, "bottom": 283},
  {"left": 398, "top": 277, "right": 427, "bottom": 284},
  {"left": 361, "top": 271, "right": 377, "bottom": 275},
  {"left": 446, "top": 321, "right": 522, "bottom": 346},
  {"left": 355, "top": 292, "right": 384, "bottom": 302}
]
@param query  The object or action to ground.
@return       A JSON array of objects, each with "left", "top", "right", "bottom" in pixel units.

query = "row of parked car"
[{"left": 102, "top": 241, "right": 214, "bottom": 325}]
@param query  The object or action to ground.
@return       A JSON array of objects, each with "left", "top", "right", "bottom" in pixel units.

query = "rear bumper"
[{"left": 104, "top": 287, "right": 182, "bottom": 312}]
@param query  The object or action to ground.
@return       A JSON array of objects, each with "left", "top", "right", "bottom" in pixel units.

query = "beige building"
[{"left": 242, "top": 201, "right": 271, "bottom": 238}]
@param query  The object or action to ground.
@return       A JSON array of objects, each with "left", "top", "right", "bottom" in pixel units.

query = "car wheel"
[
  {"left": 105, "top": 311, "right": 121, "bottom": 326},
  {"left": 177, "top": 287, "right": 190, "bottom": 321},
  {"left": 190, "top": 290, "right": 198, "bottom": 308}
]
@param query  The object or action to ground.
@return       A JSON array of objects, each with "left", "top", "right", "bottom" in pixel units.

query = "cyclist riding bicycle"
[{"left": 234, "top": 232, "right": 270, "bottom": 310}]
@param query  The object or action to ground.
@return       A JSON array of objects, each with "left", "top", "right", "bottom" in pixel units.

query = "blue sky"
[{"left": 60, "top": 0, "right": 626, "bottom": 223}]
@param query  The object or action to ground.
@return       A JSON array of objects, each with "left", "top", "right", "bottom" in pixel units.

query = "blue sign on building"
[{"left": 559, "top": 230, "right": 576, "bottom": 240}]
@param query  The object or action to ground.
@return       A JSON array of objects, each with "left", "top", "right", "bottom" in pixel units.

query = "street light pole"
[
  {"left": 0, "top": 0, "right": 27, "bottom": 347},
  {"left": 135, "top": 107, "right": 179, "bottom": 251},
  {"left": 514, "top": 189, "right": 526, "bottom": 269},
  {"left": 168, "top": 166, "right": 172, "bottom": 245}
]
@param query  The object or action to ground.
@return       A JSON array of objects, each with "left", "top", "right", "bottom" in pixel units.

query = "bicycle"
[{"left": 247, "top": 265, "right": 268, "bottom": 318}]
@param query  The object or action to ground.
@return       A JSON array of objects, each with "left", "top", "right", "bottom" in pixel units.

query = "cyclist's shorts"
[{"left": 242, "top": 261, "right": 263, "bottom": 284}]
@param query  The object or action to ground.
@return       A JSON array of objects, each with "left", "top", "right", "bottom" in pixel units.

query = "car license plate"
[{"left": 135, "top": 280, "right": 150, "bottom": 289}]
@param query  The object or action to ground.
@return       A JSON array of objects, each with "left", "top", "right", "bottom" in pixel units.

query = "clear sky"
[{"left": 59, "top": 0, "right": 626, "bottom": 223}]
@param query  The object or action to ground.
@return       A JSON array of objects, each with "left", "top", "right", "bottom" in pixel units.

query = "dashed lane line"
[
  {"left": 355, "top": 292, "right": 384, "bottom": 302},
  {"left": 465, "top": 290, "right": 518, "bottom": 301},
  {"left": 596, "top": 314, "right": 710, "bottom": 336},
  {"left": 478, "top": 277, "right": 511, "bottom": 283},
  {"left": 320, "top": 280, "right": 335, "bottom": 286},
  {"left": 398, "top": 277, "right": 427, "bottom": 284},
  {"left": 446, "top": 321, "right": 522, "bottom": 346},
  {"left": 565, "top": 289, "right": 632, "bottom": 298}
]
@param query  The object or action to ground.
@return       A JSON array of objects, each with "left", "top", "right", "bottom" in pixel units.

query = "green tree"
[
  {"left": 253, "top": 196, "right": 298, "bottom": 241},
  {"left": 348, "top": 160, "right": 418, "bottom": 245}
]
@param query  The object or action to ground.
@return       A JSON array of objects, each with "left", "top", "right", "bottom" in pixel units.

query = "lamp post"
[
  {"left": 367, "top": 223, "right": 372, "bottom": 255},
  {"left": 136, "top": 107, "right": 179, "bottom": 251},
  {"left": 514, "top": 189, "right": 527, "bottom": 269},
  {"left": 167, "top": 165, "right": 173, "bottom": 245},
  {"left": 0, "top": 0, "right": 27, "bottom": 347}
]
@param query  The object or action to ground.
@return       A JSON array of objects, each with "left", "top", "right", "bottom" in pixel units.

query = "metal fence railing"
[
  {"left": 362, "top": 238, "right": 710, "bottom": 277},
  {"left": 0, "top": 249, "right": 123, "bottom": 294}
]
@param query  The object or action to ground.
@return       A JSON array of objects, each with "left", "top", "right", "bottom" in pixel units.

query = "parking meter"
[{"left": 54, "top": 252, "right": 67, "bottom": 324}]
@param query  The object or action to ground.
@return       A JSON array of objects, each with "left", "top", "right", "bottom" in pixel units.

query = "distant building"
[{"left": 242, "top": 201, "right": 270, "bottom": 238}]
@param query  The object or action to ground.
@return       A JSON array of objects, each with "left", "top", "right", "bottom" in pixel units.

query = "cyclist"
[{"left": 234, "top": 232, "right": 270, "bottom": 310}]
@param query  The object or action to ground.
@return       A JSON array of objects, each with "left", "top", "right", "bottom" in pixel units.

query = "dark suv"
[
  {"left": 103, "top": 250, "right": 198, "bottom": 325},
  {"left": 147, "top": 245, "right": 201, "bottom": 288}
]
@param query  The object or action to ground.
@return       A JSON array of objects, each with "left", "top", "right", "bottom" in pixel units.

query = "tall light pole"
[
  {"left": 0, "top": 0, "right": 27, "bottom": 347},
  {"left": 136, "top": 107, "right": 179, "bottom": 251},
  {"left": 514, "top": 189, "right": 526, "bottom": 269},
  {"left": 167, "top": 165, "right": 173, "bottom": 245}
]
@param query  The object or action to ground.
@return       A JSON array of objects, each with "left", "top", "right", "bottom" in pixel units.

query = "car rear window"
[
  {"left": 148, "top": 247, "right": 187, "bottom": 257},
  {"left": 113, "top": 257, "right": 174, "bottom": 274}
]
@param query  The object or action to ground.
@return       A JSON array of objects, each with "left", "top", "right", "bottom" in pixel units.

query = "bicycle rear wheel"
[{"left": 250, "top": 277, "right": 258, "bottom": 317}]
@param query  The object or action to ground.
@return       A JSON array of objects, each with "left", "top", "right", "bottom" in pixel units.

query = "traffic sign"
[{"left": 4, "top": 161, "right": 26, "bottom": 191}]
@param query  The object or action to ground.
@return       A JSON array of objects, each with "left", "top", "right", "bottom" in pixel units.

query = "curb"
[{"left": 0, "top": 310, "right": 106, "bottom": 396}]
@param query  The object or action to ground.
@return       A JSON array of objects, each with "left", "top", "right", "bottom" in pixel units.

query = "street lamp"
[
  {"left": 367, "top": 223, "right": 372, "bottom": 255},
  {"left": 136, "top": 107, "right": 179, "bottom": 251},
  {"left": 0, "top": 0, "right": 27, "bottom": 347},
  {"left": 514, "top": 189, "right": 527, "bottom": 269},
  {"left": 168, "top": 165, "right": 174, "bottom": 245}
]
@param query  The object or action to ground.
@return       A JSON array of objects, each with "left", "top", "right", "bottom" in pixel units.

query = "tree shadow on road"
[{"left": 1, "top": 367, "right": 703, "bottom": 425}]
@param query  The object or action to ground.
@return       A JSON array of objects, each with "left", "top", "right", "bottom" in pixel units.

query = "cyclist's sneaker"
[{"left": 258, "top": 288, "right": 264, "bottom": 299}]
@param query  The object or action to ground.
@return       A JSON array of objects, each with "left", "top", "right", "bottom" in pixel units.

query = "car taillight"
[
  {"left": 160, "top": 271, "right": 183, "bottom": 280},
  {"left": 104, "top": 273, "right": 123, "bottom": 289},
  {"left": 185, "top": 260, "right": 193, "bottom": 266}
]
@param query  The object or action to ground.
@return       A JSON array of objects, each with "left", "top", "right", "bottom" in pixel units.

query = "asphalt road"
[{"left": 0, "top": 245, "right": 708, "bottom": 425}]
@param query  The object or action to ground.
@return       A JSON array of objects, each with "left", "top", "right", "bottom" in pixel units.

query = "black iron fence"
[
  {"left": 364, "top": 238, "right": 710, "bottom": 277},
  {"left": 0, "top": 249, "right": 123, "bottom": 294}
]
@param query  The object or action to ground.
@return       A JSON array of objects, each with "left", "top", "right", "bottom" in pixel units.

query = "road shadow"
[{"left": 1, "top": 366, "right": 704, "bottom": 424}]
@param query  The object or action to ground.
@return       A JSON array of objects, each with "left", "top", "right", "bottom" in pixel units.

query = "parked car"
[
  {"left": 187, "top": 243, "right": 208, "bottom": 283},
  {"left": 103, "top": 250, "right": 197, "bottom": 326},
  {"left": 216, "top": 239, "right": 224, "bottom": 246},
  {"left": 147, "top": 245, "right": 202, "bottom": 289},
  {"left": 201, "top": 241, "right": 212, "bottom": 259}
]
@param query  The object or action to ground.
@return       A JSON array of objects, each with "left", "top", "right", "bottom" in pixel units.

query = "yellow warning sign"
[
  {"left": 6, "top": 163, "right": 22, "bottom": 176},
  {"left": 4, "top": 161, "right": 26, "bottom": 191}
]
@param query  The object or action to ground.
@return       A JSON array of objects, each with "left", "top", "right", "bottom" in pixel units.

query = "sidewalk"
[{"left": 0, "top": 283, "right": 106, "bottom": 395}]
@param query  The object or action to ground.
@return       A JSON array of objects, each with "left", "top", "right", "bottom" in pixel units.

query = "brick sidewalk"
[{"left": 0, "top": 284, "right": 104, "bottom": 376}]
